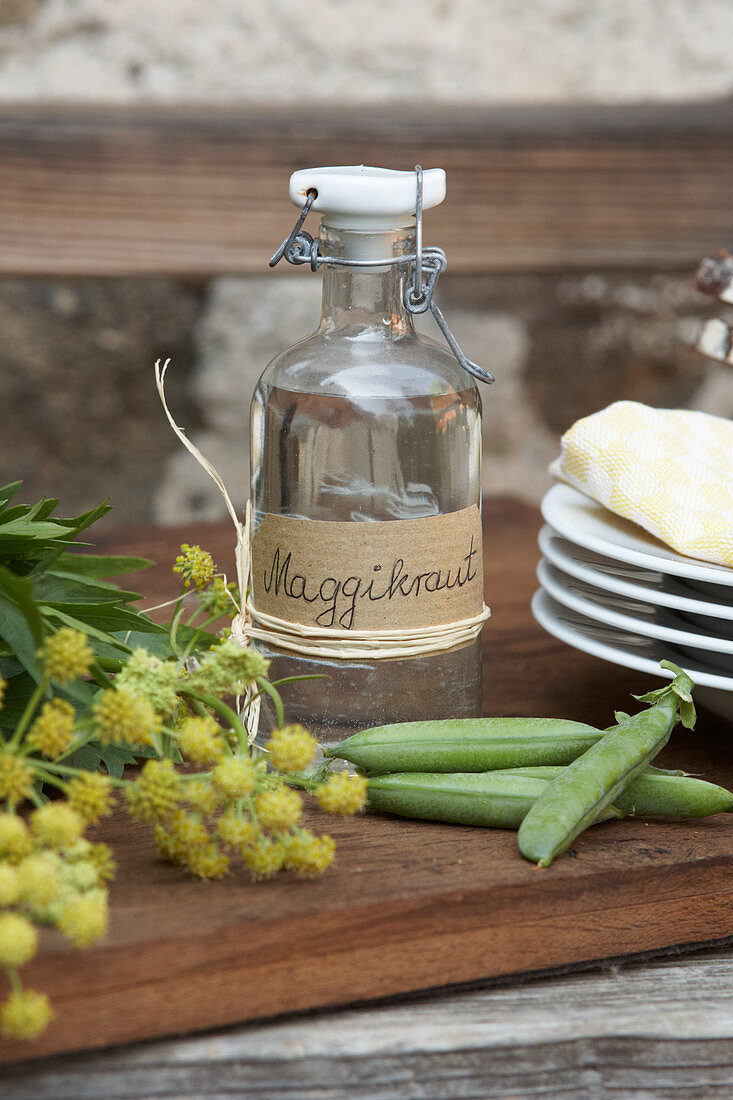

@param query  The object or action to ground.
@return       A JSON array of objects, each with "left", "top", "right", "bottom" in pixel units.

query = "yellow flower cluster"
[
  {"left": 57, "top": 892, "right": 108, "bottom": 948},
  {"left": 126, "top": 759, "right": 182, "bottom": 824},
  {"left": 254, "top": 787, "right": 302, "bottom": 830},
  {"left": 0, "top": 755, "right": 34, "bottom": 808},
  {"left": 92, "top": 687, "right": 160, "bottom": 749},
  {"left": 211, "top": 756, "right": 256, "bottom": 799},
  {"left": 38, "top": 628, "right": 93, "bottom": 685},
  {"left": 135, "top": 718, "right": 340, "bottom": 885},
  {"left": 176, "top": 715, "right": 225, "bottom": 765},
  {"left": 66, "top": 772, "right": 114, "bottom": 824},
  {"left": 173, "top": 543, "right": 215, "bottom": 589},
  {"left": 0, "top": 805, "right": 112, "bottom": 1042},
  {"left": 0, "top": 812, "right": 32, "bottom": 860},
  {"left": 115, "top": 648, "right": 180, "bottom": 717},
  {"left": 30, "top": 803, "right": 84, "bottom": 848},
  {"left": 265, "top": 725, "right": 317, "bottom": 774},
  {"left": 27, "top": 699, "right": 76, "bottom": 759},
  {"left": 198, "top": 576, "right": 239, "bottom": 618},
  {"left": 189, "top": 640, "right": 270, "bottom": 697},
  {"left": 1, "top": 988, "right": 53, "bottom": 1040},
  {"left": 315, "top": 773, "right": 369, "bottom": 816}
]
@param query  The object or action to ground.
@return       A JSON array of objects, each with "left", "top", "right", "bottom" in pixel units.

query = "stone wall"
[
  {"left": 2, "top": 0, "right": 733, "bottom": 104},
  {"left": 0, "top": 269, "right": 725, "bottom": 526}
]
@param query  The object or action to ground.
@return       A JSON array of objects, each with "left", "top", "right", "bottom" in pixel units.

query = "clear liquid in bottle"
[{"left": 249, "top": 172, "right": 485, "bottom": 749}]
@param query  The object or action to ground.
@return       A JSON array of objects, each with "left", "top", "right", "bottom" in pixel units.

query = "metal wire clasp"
[{"left": 269, "top": 167, "right": 494, "bottom": 385}]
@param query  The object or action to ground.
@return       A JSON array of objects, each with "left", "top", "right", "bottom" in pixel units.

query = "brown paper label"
[{"left": 251, "top": 506, "right": 483, "bottom": 631}]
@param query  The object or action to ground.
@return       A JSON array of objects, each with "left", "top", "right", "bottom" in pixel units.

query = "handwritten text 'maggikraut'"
[{"left": 262, "top": 539, "right": 479, "bottom": 629}]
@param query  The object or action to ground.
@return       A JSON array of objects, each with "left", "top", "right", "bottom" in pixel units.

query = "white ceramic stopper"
[{"left": 289, "top": 166, "right": 446, "bottom": 231}]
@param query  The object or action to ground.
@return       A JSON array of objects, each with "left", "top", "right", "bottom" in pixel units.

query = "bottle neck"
[{"left": 318, "top": 223, "right": 416, "bottom": 338}]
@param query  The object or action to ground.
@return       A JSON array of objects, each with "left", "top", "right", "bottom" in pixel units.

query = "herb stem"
[{"left": 7, "top": 678, "right": 48, "bottom": 749}]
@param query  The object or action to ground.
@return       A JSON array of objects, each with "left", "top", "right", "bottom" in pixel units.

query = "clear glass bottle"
[{"left": 250, "top": 168, "right": 483, "bottom": 749}]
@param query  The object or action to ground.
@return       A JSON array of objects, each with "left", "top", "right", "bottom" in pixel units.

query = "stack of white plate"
[{"left": 533, "top": 483, "right": 733, "bottom": 721}]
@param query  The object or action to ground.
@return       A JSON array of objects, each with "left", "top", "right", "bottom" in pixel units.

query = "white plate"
[
  {"left": 537, "top": 559, "right": 733, "bottom": 657},
  {"left": 538, "top": 525, "right": 733, "bottom": 621},
  {"left": 541, "top": 483, "right": 733, "bottom": 586},
  {"left": 531, "top": 588, "right": 733, "bottom": 721}
]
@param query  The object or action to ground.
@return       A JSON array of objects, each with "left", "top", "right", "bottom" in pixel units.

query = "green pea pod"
[
  {"left": 326, "top": 717, "right": 605, "bottom": 773},
  {"left": 366, "top": 771, "right": 588, "bottom": 829},
  {"left": 517, "top": 661, "right": 697, "bottom": 867},
  {"left": 500, "top": 767, "right": 733, "bottom": 817},
  {"left": 366, "top": 766, "right": 731, "bottom": 830}
]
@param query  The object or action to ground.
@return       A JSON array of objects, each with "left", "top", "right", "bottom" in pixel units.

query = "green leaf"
[
  {"left": 42, "top": 607, "right": 136, "bottom": 652},
  {"left": 0, "top": 483, "right": 22, "bottom": 510},
  {"left": 95, "top": 625, "right": 216, "bottom": 662},
  {"left": 64, "top": 741, "right": 149, "bottom": 778},
  {"left": 0, "top": 669, "right": 41, "bottom": 730},
  {"left": 34, "top": 573, "right": 142, "bottom": 606},
  {"left": 43, "top": 602, "right": 165, "bottom": 634},
  {"left": 56, "top": 552, "right": 153, "bottom": 579},
  {"left": 58, "top": 502, "right": 112, "bottom": 539},
  {"left": 0, "top": 564, "right": 45, "bottom": 679},
  {"left": 0, "top": 505, "right": 33, "bottom": 526},
  {"left": 0, "top": 518, "right": 75, "bottom": 541}
]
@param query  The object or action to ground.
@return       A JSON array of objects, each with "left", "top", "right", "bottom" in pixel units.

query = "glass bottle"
[{"left": 250, "top": 167, "right": 484, "bottom": 750}]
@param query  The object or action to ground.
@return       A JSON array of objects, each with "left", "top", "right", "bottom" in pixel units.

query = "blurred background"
[{"left": 0, "top": 0, "right": 731, "bottom": 528}]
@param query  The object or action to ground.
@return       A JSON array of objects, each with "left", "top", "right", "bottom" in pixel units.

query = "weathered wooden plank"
[
  {"left": 4, "top": 947, "right": 733, "bottom": 1098},
  {"left": 0, "top": 103, "right": 732, "bottom": 276},
  {"left": 1, "top": 502, "right": 732, "bottom": 1068}
]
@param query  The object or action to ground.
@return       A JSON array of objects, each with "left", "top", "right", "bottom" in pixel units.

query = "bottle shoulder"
[{"left": 256, "top": 328, "right": 477, "bottom": 399}]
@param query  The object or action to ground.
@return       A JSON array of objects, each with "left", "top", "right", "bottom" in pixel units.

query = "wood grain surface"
[
  {"left": 1, "top": 103, "right": 732, "bottom": 276},
  {"left": 4, "top": 947, "right": 733, "bottom": 1099},
  {"left": 1, "top": 498, "right": 732, "bottom": 1066}
]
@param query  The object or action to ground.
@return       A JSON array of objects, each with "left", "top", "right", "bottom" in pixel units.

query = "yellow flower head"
[
  {"left": 38, "top": 627, "right": 93, "bottom": 685},
  {"left": 0, "top": 988, "right": 53, "bottom": 1041},
  {"left": 254, "top": 786, "right": 302, "bottom": 831},
  {"left": 58, "top": 891, "right": 108, "bottom": 948},
  {"left": 169, "top": 810, "right": 209, "bottom": 853},
  {"left": 17, "top": 853, "right": 62, "bottom": 910},
  {"left": 114, "top": 648, "right": 180, "bottom": 717},
  {"left": 0, "top": 812, "right": 32, "bottom": 860},
  {"left": 189, "top": 641, "right": 270, "bottom": 697},
  {"left": 217, "top": 809, "right": 259, "bottom": 848},
  {"left": 87, "top": 842, "right": 116, "bottom": 883},
  {"left": 184, "top": 779, "right": 221, "bottom": 816},
  {"left": 27, "top": 699, "right": 76, "bottom": 759},
  {"left": 242, "top": 835, "right": 285, "bottom": 881},
  {"left": 198, "top": 576, "right": 239, "bottom": 618},
  {"left": 211, "top": 756, "right": 256, "bottom": 800},
  {"left": 265, "top": 724, "right": 317, "bottom": 775},
  {"left": 283, "top": 830, "right": 335, "bottom": 877},
  {"left": 65, "top": 859, "right": 102, "bottom": 893},
  {"left": 92, "top": 687, "right": 160, "bottom": 749},
  {"left": 66, "top": 772, "right": 114, "bottom": 824},
  {"left": 315, "top": 773, "right": 369, "bottom": 816},
  {"left": 173, "top": 543, "right": 215, "bottom": 589},
  {"left": 0, "top": 755, "right": 34, "bottom": 808},
  {"left": 30, "top": 803, "right": 84, "bottom": 849},
  {"left": 0, "top": 912, "right": 38, "bottom": 966},
  {"left": 176, "top": 715, "right": 225, "bottom": 766},
  {"left": 184, "top": 842, "right": 230, "bottom": 880},
  {"left": 126, "top": 758, "right": 182, "bottom": 824},
  {"left": 0, "top": 676, "right": 6, "bottom": 709},
  {"left": 0, "top": 863, "right": 20, "bottom": 906}
]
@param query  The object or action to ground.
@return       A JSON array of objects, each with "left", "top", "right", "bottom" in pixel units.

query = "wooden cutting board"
[{"left": 3, "top": 499, "right": 732, "bottom": 1064}]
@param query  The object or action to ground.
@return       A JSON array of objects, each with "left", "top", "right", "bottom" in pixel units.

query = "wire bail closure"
[{"left": 269, "top": 166, "right": 494, "bottom": 385}]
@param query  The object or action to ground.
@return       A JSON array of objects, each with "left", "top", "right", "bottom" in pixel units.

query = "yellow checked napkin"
[{"left": 550, "top": 401, "right": 733, "bottom": 569}]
